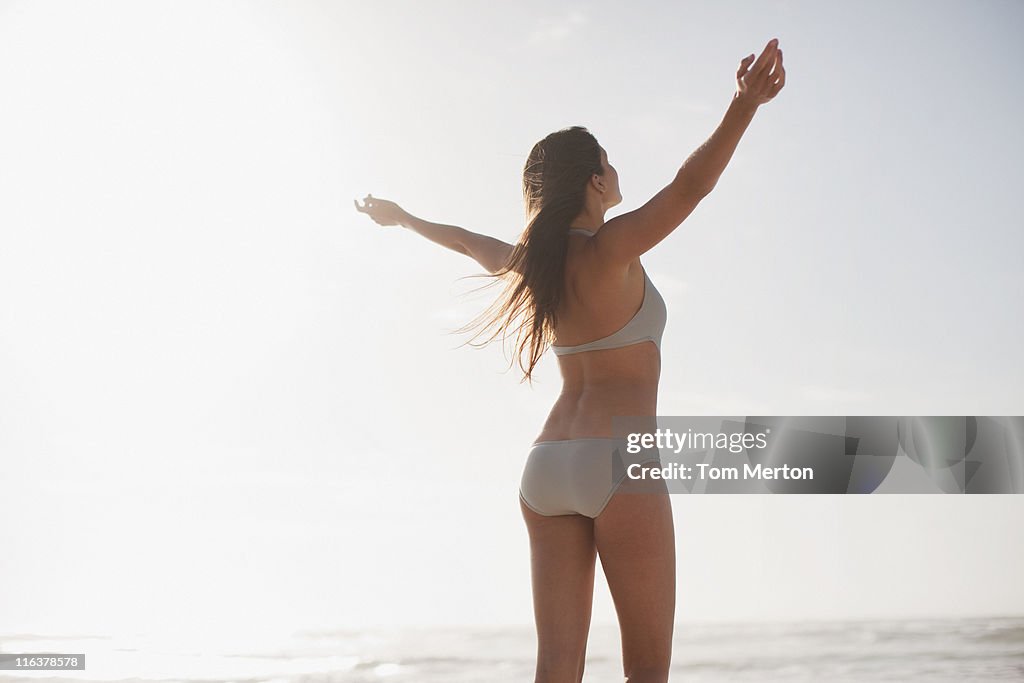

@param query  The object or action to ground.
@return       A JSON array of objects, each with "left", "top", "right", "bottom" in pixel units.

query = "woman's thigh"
[
  {"left": 520, "top": 496, "right": 597, "bottom": 678},
  {"left": 593, "top": 490, "right": 675, "bottom": 674}
]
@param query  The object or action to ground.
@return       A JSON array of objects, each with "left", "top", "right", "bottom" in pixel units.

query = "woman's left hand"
[{"left": 354, "top": 194, "right": 409, "bottom": 227}]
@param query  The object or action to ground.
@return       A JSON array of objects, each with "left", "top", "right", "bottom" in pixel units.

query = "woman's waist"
[
  {"left": 535, "top": 390, "right": 658, "bottom": 442},
  {"left": 558, "top": 369, "right": 659, "bottom": 394}
]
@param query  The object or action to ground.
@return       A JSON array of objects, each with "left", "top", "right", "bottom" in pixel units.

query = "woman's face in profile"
[{"left": 600, "top": 147, "right": 622, "bottom": 209}]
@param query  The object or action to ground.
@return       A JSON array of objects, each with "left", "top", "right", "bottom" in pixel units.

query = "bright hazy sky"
[{"left": 1, "top": 0, "right": 1022, "bottom": 640}]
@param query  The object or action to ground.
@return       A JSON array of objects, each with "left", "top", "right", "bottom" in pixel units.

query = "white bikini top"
[{"left": 550, "top": 228, "right": 668, "bottom": 356}]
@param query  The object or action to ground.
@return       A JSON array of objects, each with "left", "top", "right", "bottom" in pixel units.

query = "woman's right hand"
[
  {"left": 353, "top": 194, "right": 409, "bottom": 227},
  {"left": 735, "top": 38, "right": 785, "bottom": 107}
]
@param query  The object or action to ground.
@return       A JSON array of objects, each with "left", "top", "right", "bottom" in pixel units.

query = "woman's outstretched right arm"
[{"left": 595, "top": 38, "right": 786, "bottom": 264}]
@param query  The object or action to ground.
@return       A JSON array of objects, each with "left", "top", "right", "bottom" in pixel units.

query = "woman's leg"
[
  {"left": 520, "top": 496, "right": 597, "bottom": 683},
  {"left": 594, "top": 490, "right": 675, "bottom": 683}
]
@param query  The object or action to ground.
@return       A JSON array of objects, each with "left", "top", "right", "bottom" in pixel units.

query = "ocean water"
[{"left": 1, "top": 617, "right": 1022, "bottom": 682}]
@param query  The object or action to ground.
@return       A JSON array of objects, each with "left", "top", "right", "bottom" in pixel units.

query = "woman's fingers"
[
  {"left": 735, "top": 39, "right": 784, "bottom": 105},
  {"left": 354, "top": 195, "right": 391, "bottom": 226},
  {"left": 354, "top": 193, "right": 404, "bottom": 227},
  {"left": 770, "top": 49, "right": 783, "bottom": 81},
  {"left": 737, "top": 53, "right": 755, "bottom": 78},
  {"left": 354, "top": 195, "right": 378, "bottom": 213},
  {"left": 768, "top": 51, "right": 785, "bottom": 97},
  {"left": 752, "top": 39, "right": 778, "bottom": 80},
  {"left": 756, "top": 55, "right": 779, "bottom": 89}
]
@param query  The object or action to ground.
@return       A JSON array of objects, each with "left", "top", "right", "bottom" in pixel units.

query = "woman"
[{"left": 355, "top": 38, "right": 784, "bottom": 683}]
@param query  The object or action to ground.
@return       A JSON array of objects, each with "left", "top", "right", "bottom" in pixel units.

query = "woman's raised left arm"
[{"left": 355, "top": 194, "right": 515, "bottom": 274}]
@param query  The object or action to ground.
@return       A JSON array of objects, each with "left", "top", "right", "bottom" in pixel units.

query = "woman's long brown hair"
[{"left": 452, "top": 126, "right": 604, "bottom": 385}]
